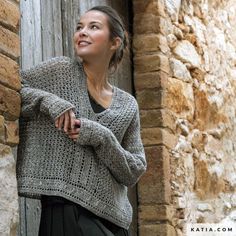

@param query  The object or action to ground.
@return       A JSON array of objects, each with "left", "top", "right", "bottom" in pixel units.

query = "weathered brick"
[
  {"left": 0, "top": 115, "right": 5, "bottom": 143},
  {"left": 134, "top": 54, "right": 170, "bottom": 74},
  {"left": 138, "top": 146, "right": 171, "bottom": 204},
  {"left": 0, "top": 83, "right": 21, "bottom": 120},
  {"left": 139, "top": 224, "right": 176, "bottom": 236},
  {"left": 133, "top": 14, "right": 159, "bottom": 34},
  {"left": 133, "top": 0, "right": 166, "bottom": 16},
  {"left": 136, "top": 89, "right": 162, "bottom": 110},
  {"left": 0, "top": 25, "right": 20, "bottom": 59},
  {"left": 136, "top": 78, "right": 194, "bottom": 118},
  {"left": 0, "top": 53, "right": 20, "bottom": 91},
  {"left": 139, "top": 205, "right": 175, "bottom": 223},
  {"left": 5, "top": 120, "right": 19, "bottom": 146},
  {"left": 0, "top": 0, "right": 20, "bottom": 31},
  {"left": 141, "top": 127, "right": 177, "bottom": 149},
  {"left": 140, "top": 109, "right": 176, "bottom": 132},
  {"left": 133, "top": 34, "right": 169, "bottom": 55},
  {"left": 134, "top": 71, "right": 169, "bottom": 91}
]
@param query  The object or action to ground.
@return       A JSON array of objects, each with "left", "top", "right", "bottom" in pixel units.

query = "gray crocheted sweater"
[{"left": 16, "top": 56, "right": 147, "bottom": 229}]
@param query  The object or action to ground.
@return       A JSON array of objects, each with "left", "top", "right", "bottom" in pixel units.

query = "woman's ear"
[{"left": 110, "top": 37, "right": 122, "bottom": 51}]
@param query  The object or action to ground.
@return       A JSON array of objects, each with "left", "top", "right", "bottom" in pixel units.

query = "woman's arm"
[
  {"left": 20, "top": 74, "right": 76, "bottom": 121},
  {"left": 75, "top": 106, "right": 147, "bottom": 187}
]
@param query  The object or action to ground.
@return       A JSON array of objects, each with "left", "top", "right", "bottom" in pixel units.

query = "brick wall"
[
  {"left": 133, "top": 0, "right": 236, "bottom": 235},
  {"left": 0, "top": 0, "right": 20, "bottom": 235}
]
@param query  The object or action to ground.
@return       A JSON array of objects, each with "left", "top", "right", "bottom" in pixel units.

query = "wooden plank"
[
  {"left": 20, "top": 0, "right": 42, "bottom": 69},
  {"left": 61, "top": 0, "right": 80, "bottom": 58},
  {"left": 52, "top": 0, "right": 63, "bottom": 56},
  {"left": 110, "top": 0, "right": 133, "bottom": 92},
  {"left": 17, "top": 197, "right": 26, "bottom": 236},
  {"left": 41, "top": 0, "right": 63, "bottom": 60},
  {"left": 41, "top": 0, "right": 53, "bottom": 60},
  {"left": 78, "top": 0, "right": 110, "bottom": 15},
  {"left": 25, "top": 198, "right": 41, "bottom": 236},
  {"left": 18, "top": 1, "right": 43, "bottom": 235}
]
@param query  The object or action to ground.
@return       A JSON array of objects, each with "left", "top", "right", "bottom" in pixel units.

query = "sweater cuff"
[
  {"left": 49, "top": 97, "right": 76, "bottom": 121},
  {"left": 77, "top": 118, "right": 103, "bottom": 146}
]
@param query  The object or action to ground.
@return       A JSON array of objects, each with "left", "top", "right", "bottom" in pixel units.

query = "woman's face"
[{"left": 73, "top": 10, "right": 114, "bottom": 63}]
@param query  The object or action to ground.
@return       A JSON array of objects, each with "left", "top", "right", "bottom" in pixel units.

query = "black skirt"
[{"left": 38, "top": 195, "right": 130, "bottom": 236}]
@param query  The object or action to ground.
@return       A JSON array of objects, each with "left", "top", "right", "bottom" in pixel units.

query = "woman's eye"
[
  {"left": 76, "top": 25, "right": 82, "bottom": 31},
  {"left": 91, "top": 25, "right": 99, "bottom": 29}
]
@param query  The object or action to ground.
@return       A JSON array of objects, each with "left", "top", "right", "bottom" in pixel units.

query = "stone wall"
[
  {"left": 133, "top": 0, "right": 236, "bottom": 235},
  {"left": 0, "top": 0, "right": 20, "bottom": 235}
]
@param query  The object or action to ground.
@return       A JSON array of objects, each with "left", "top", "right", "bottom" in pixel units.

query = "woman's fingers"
[
  {"left": 68, "top": 134, "right": 79, "bottom": 139},
  {"left": 69, "top": 109, "right": 76, "bottom": 130},
  {"left": 55, "top": 112, "right": 79, "bottom": 142},
  {"left": 58, "top": 114, "right": 65, "bottom": 130},
  {"left": 69, "top": 134, "right": 79, "bottom": 142},
  {"left": 67, "top": 126, "right": 80, "bottom": 142},
  {"left": 63, "top": 111, "right": 70, "bottom": 133},
  {"left": 55, "top": 118, "right": 59, "bottom": 128},
  {"left": 68, "top": 132, "right": 79, "bottom": 142}
]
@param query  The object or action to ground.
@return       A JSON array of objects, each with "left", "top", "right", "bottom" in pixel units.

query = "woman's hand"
[
  {"left": 67, "top": 119, "right": 81, "bottom": 142},
  {"left": 55, "top": 109, "right": 76, "bottom": 133}
]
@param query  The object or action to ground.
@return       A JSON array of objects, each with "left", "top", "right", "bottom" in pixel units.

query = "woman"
[{"left": 17, "top": 5, "right": 146, "bottom": 236}]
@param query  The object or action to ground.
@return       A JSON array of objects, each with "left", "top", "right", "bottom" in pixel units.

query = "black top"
[{"left": 88, "top": 88, "right": 113, "bottom": 113}]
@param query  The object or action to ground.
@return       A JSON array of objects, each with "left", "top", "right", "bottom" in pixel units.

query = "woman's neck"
[{"left": 83, "top": 61, "right": 112, "bottom": 93}]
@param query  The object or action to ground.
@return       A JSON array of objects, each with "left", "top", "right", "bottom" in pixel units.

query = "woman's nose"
[{"left": 79, "top": 27, "right": 88, "bottom": 37}]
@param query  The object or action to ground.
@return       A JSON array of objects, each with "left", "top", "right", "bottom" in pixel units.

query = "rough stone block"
[
  {"left": 0, "top": 0, "right": 20, "bottom": 31},
  {"left": 0, "top": 115, "right": 5, "bottom": 143},
  {"left": 141, "top": 127, "right": 177, "bottom": 149},
  {"left": 0, "top": 25, "right": 20, "bottom": 59},
  {"left": 138, "top": 146, "right": 171, "bottom": 204},
  {"left": 0, "top": 53, "right": 20, "bottom": 91},
  {"left": 139, "top": 205, "right": 175, "bottom": 223},
  {"left": 169, "top": 58, "right": 192, "bottom": 82},
  {"left": 0, "top": 83, "right": 21, "bottom": 120},
  {"left": 134, "top": 54, "right": 170, "bottom": 74},
  {"left": 174, "top": 40, "right": 201, "bottom": 68},
  {"left": 5, "top": 120, "right": 19, "bottom": 146},
  {"left": 139, "top": 224, "right": 176, "bottom": 236},
  {"left": 194, "top": 89, "right": 228, "bottom": 130},
  {"left": 0, "top": 143, "right": 19, "bottom": 236},
  {"left": 194, "top": 159, "right": 225, "bottom": 200},
  {"left": 158, "top": 16, "right": 174, "bottom": 35},
  {"left": 162, "top": 77, "right": 194, "bottom": 121}
]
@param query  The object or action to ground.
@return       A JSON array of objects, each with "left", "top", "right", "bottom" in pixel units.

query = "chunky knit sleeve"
[
  {"left": 20, "top": 72, "right": 76, "bottom": 121},
  {"left": 77, "top": 105, "right": 147, "bottom": 187}
]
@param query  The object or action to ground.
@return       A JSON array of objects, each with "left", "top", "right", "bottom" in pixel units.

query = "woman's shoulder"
[{"left": 20, "top": 56, "right": 76, "bottom": 86}]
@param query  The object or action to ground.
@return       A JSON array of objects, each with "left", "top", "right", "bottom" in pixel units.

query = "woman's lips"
[{"left": 78, "top": 40, "right": 91, "bottom": 46}]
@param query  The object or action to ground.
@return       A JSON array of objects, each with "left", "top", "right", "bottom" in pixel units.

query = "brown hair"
[{"left": 88, "top": 5, "right": 129, "bottom": 71}]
